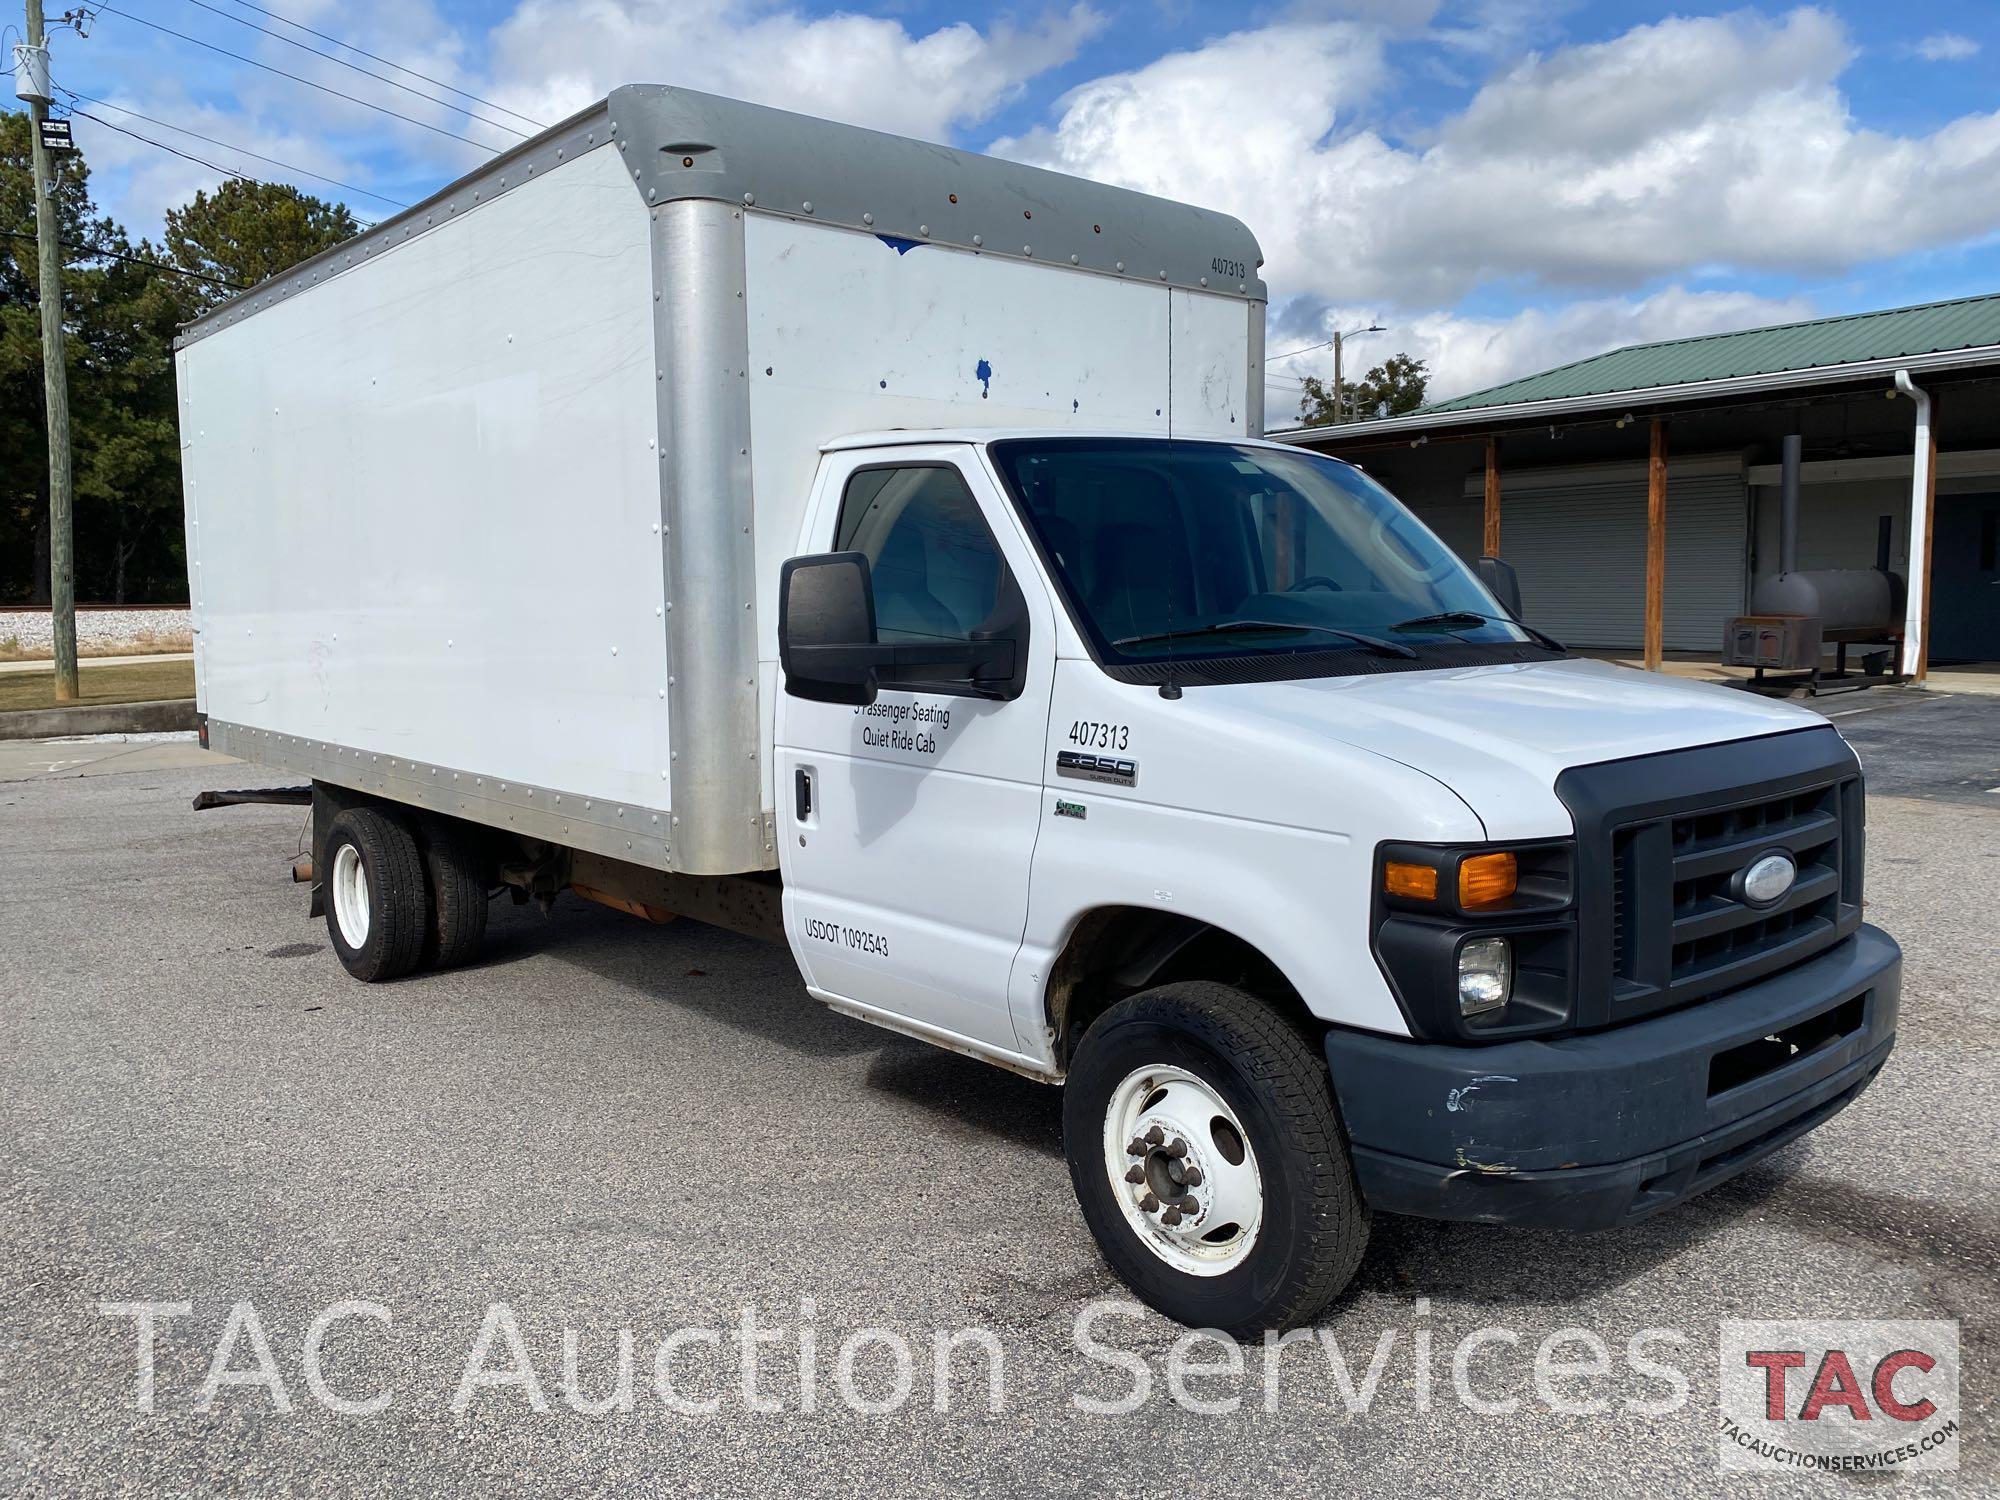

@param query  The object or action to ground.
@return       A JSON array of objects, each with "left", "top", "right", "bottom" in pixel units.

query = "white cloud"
[
  {"left": 1907, "top": 33, "right": 1979, "bottom": 63},
  {"left": 485, "top": 0, "right": 1105, "bottom": 144},
  {"left": 54, "top": 0, "right": 2000, "bottom": 405},
  {"left": 69, "top": 0, "right": 1103, "bottom": 245},
  {"left": 998, "top": 7, "right": 2000, "bottom": 310},
  {"left": 69, "top": 86, "right": 402, "bottom": 241},
  {"left": 1266, "top": 286, "right": 1815, "bottom": 413}
]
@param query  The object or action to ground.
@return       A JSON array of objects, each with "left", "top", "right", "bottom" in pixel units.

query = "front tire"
[
  {"left": 1063, "top": 982, "right": 1369, "bottom": 1333},
  {"left": 323, "top": 807, "right": 429, "bottom": 982}
]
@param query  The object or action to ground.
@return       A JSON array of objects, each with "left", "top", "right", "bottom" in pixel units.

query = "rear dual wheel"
[
  {"left": 417, "top": 817, "right": 491, "bottom": 970},
  {"left": 324, "top": 807, "right": 429, "bottom": 982},
  {"left": 323, "top": 807, "right": 490, "bottom": 982},
  {"left": 1064, "top": 982, "right": 1369, "bottom": 1333}
]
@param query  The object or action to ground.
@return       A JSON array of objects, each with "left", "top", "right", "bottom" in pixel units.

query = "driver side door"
[{"left": 774, "top": 448, "right": 1057, "bottom": 1061}]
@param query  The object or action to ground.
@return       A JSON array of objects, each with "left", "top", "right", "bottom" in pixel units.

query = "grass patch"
[
  {"left": 0, "top": 630, "right": 195, "bottom": 663},
  {"left": 0, "top": 658, "right": 196, "bottom": 713}
]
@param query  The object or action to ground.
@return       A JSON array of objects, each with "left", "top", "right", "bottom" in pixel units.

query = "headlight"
[
  {"left": 1457, "top": 936, "right": 1512, "bottom": 1016},
  {"left": 1372, "top": 839, "right": 1573, "bottom": 1040}
]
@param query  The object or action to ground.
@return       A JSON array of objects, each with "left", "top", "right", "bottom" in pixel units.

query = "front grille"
[
  {"left": 1557, "top": 728, "right": 1865, "bottom": 1029},
  {"left": 1666, "top": 783, "right": 1844, "bottom": 993}
]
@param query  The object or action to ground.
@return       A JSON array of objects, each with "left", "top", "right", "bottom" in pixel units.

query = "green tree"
[
  {"left": 165, "top": 180, "right": 359, "bottom": 310},
  {"left": 1297, "top": 352, "right": 1431, "bottom": 427},
  {"left": 1, "top": 123, "right": 365, "bottom": 602},
  {"left": 0, "top": 109, "right": 137, "bottom": 601},
  {"left": 71, "top": 242, "right": 187, "bottom": 601}
]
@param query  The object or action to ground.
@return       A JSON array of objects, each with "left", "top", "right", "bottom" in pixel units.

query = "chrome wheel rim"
[
  {"left": 331, "top": 842, "right": 370, "bottom": 949},
  {"left": 1101, "top": 1064, "right": 1263, "bottom": 1276}
]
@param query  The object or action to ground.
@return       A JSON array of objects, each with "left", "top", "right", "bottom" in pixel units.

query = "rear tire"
[
  {"left": 1063, "top": 981, "right": 1369, "bottom": 1333},
  {"left": 417, "top": 816, "right": 491, "bottom": 970},
  {"left": 323, "top": 807, "right": 429, "bottom": 983}
]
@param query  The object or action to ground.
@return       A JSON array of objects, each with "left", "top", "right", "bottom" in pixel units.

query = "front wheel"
[{"left": 1063, "top": 982, "right": 1369, "bottom": 1333}]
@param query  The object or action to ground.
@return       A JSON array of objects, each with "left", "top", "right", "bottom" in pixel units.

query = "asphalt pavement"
[{"left": 1, "top": 690, "right": 1994, "bottom": 1497}]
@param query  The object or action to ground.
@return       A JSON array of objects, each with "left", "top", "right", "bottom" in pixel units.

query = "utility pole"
[
  {"left": 19, "top": 0, "right": 78, "bottom": 700},
  {"left": 1331, "top": 332, "right": 1344, "bottom": 426},
  {"left": 1328, "top": 322, "right": 1385, "bottom": 425}
]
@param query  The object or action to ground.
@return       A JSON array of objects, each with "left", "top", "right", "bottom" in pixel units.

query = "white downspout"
[{"left": 1892, "top": 369, "right": 1931, "bottom": 678}]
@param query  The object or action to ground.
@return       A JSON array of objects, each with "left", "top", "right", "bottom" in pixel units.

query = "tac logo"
[{"left": 1718, "top": 1319, "right": 1959, "bottom": 1472}]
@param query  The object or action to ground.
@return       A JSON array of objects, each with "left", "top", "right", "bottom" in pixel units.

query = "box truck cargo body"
[
  {"left": 178, "top": 86, "right": 1262, "bottom": 876},
  {"left": 180, "top": 87, "right": 1901, "bottom": 1333}
]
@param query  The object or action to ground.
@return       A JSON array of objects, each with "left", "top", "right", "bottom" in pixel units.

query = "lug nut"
[
  {"left": 1124, "top": 1166, "right": 1145, "bottom": 1184},
  {"left": 1181, "top": 1198, "right": 1198, "bottom": 1217},
  {"left": 1144, "top": 1125, "right": 1165, "bottom": 1146},
  {"left": 1138, "top": 1192, "right": 1159, "bottom": 1212},
  {"left": 1164, "top": 1138, "right": 1188, "bottom": 1159},
  {"left": 1127, "top": 1138, "right": 1147, "bottom": 1157},
  {"left": 1182, "top": 1166, "right": 1205, "bottom": 1186},
  {"left": 1161, "top": 1206, "right": 1184, "bottom": 1227}
]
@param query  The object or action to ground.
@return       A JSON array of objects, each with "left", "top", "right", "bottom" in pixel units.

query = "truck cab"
[{"left": 774, "top": 429, "right": 1899, "bottom": 1330}]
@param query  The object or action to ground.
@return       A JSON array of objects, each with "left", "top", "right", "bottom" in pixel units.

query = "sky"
[{"left": 27, "top": 0, "right": 2000, "bottom": 416}]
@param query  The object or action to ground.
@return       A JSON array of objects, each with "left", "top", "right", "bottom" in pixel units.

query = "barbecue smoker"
[{"left": 1725, "top": 434, "right": 1906, "bottom": 694}]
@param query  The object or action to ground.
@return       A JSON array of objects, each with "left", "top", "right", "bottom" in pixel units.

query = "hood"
[{"left": 1182, "top": 656, "right": 1827, "bottom": 840}]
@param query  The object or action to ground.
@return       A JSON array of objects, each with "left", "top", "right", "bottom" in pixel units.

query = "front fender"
[{"left": 1010, "top": 790, "right": 1465, "bottom": 1048}]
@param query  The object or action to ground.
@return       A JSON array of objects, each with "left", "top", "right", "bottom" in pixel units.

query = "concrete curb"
[{"left": 0, "top": 698, "right": 198, "bottom": 741}]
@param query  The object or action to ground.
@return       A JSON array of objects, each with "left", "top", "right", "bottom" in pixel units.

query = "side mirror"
[
  {"left": 1477, "top": 555, "right": 1523, "bottom": 619},
  {"left": 779, "top": 550, "right": 1027, "bottom": 705},
  {"left": 780, "top": 552, "right": 880, "bottom": 706}
]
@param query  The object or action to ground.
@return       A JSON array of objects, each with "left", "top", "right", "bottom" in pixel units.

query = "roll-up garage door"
[{"left": 1450, "top": 458, "right": 1749, "bottom": 650}]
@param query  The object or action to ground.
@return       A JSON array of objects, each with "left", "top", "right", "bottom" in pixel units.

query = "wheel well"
[{"left": 1046, "top": 907, "right": 1318, "bottom": 1065}]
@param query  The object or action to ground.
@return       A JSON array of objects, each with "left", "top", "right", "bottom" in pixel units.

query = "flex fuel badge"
[
  {"left": 1054, "top": 799, "right": 1087, "bottom": 820},
  {"left": 1057, "top": 751, "right": 1136, "bottom": 787}
]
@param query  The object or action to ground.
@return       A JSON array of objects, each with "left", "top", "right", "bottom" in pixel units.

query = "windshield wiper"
[
  {"left": 1390, "top": 610, "right": 1565, "bottom": 652},
  {"left": 1113, "top": 619, "right": 1417, "bottom": 658}
]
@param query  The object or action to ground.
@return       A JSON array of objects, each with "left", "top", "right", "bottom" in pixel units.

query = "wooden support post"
[
  {"left": 1482, "top": 437, "right": 1502, "bottom": 556},
  {"left": 1916, "top": 389, "right": 1940, "bottom": 682},
  {"left": 1645, "top": 418, "right": 1668, "bottom": 672}
]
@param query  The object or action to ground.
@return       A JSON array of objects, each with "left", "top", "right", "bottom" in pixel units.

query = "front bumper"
[{"left": 1324, "top": 924, "right": 1901, "bottom": 1230}]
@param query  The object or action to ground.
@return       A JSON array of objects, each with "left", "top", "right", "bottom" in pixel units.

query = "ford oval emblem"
[{"left": 1741, "top": 851, "right": 1798, "bottom": 906}]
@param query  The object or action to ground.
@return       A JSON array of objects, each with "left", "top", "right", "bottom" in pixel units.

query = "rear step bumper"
[{"left": 1324, "top": 924, "right": 1900, "bottom": 1230}]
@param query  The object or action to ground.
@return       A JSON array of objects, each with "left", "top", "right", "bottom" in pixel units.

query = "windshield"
[{"left": 987, "top": 438, "right": 1540, "bottom": 668}]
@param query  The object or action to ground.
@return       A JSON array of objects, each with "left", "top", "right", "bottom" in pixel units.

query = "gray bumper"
[{"left": 1324, "top": 924, "right": 1901, "bottom": 1230}]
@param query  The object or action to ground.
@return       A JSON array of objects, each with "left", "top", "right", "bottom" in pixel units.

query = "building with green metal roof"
[
  {"left": 1416, "top": 292, "right": 2000, "bottom": 417},
  {"left": 1276, "top": 292, "right": 2000, "bottom": 671}
]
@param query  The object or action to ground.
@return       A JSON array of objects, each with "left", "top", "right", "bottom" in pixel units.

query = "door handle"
[{"left": 795, "top": 767, "right": 814, "bottom": 822}]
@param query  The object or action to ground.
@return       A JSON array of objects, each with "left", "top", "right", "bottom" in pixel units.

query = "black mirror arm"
[{"left": 969, "top": 634, "right": 1018, "bottom": 683}]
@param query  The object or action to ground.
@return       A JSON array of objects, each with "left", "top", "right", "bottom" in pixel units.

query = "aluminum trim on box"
[
  {"left": 612, "top": 86, "right": 1264, "bottom": 300},
  {"left": 207, "top": 720, "right": 676, "bottom": 870},
  {"left": 652, "top": 197, "right": 768, "bottom": 875},
  {"left": 179, "top": 84, "right": 1266, "bottom": 348}
]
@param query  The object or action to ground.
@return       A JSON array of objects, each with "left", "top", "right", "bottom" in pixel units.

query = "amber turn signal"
[
  {"left": 1383, "top": 861, "right": 1439, "bottom": 901},
  {"left": 1458, "top": 851, "right": 1519, "bottom": 907}
]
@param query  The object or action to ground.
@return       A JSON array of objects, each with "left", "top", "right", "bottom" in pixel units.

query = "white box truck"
[{"left": 179, "top": 86, "right": 1901, "bottom": 1332}]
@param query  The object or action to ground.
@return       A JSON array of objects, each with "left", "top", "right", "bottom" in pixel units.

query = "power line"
[
  {"left": 91, "top": 5, "right": 504, "bottom": 153},
  {"left": 178, "top": 0, "right": 533, "bottom": 139},
  {"left": 68, "top": 105, "right": 255, "bottom": 184},
  {"left": 0, "top": 227, "right": 246, "bottom": 289},
  {"left": 65, "top": 106, "right": 382, "bottom": 227},
  {"left": 61, "top": 87, "right": 410, "bottom": 207},
  {"left": 220, "top": 0, "right": 545, "bottom": 130}
]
